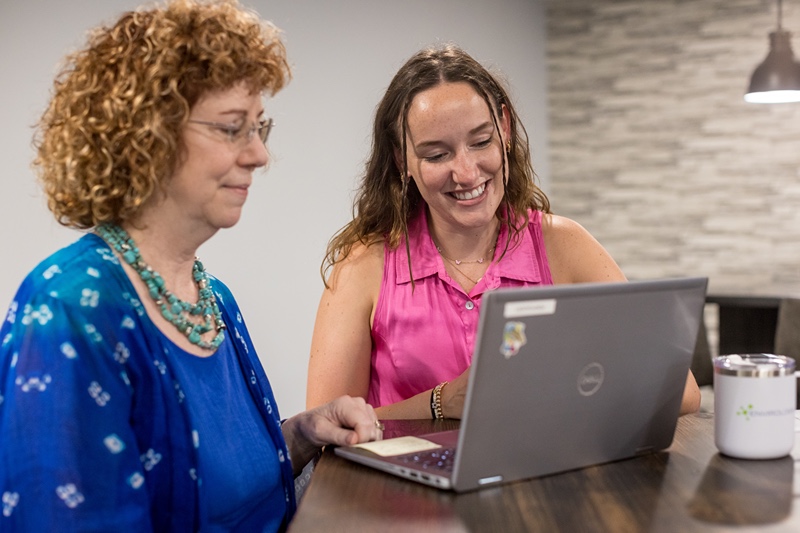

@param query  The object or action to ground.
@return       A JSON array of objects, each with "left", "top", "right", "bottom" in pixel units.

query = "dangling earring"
[{"left": 504, "top": 142, "right": 511, "bottom": 186}]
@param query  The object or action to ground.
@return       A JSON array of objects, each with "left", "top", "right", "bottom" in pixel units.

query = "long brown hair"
[{"left": 321, "top": 43, "right": 550, "bottom": 284}]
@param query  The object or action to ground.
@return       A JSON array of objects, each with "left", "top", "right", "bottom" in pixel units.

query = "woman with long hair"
[{"left": 307, "top": 44, "right": 700, "bottom": 421}]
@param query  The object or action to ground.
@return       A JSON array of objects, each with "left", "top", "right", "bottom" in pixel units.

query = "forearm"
[
  {"left": 374, "top": 390, "right": 433, "bottom": 420},
  {"left": 374, "top": 379, "right": 465, "bottom": 420}
]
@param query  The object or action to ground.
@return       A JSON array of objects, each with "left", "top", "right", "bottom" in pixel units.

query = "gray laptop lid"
[{"left": 335, "top": 277, "right": 708, "bottom": 492}]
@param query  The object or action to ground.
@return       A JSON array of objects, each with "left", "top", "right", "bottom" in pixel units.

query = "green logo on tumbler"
[
  {"left": 735, "top": 403, "right": 794, "bottom": 420},
  {"left": 737, "top": 404, "right": 754, "bottom": 421}
]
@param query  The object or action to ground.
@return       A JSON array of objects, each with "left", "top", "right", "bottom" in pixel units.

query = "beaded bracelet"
[{"left": 432, "top": 381, "right": 449, "bottom": 420}]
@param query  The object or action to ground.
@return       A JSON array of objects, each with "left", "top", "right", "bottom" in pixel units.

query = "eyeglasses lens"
[{"left": 258, "top": 119, "right": 273, "bottom": 144}]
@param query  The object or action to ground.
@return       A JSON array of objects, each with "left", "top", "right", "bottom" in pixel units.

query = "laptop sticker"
[
  {"left": 503, "top": 298, "right": 556, "bottom": 318},
  {"left": 500, "top": 321, "right": 527, "bottom": 359},
  {"left": 353, "top": 436, "right": 442, "bottom": 457}
]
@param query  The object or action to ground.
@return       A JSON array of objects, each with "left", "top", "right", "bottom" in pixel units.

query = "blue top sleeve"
[{"left": 1, "top": 238, "right": 155, "bottom": 529}]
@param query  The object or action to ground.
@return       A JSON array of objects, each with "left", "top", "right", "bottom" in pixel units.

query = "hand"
[
  {"left": 679, "top": 370, "right": 701, "bottom": 416},
  {"left": 282, "top": 395, "right": 382, "bottom": 474},
  {"left": 441, "top": 366, "right": 470, "bottom": 419}
]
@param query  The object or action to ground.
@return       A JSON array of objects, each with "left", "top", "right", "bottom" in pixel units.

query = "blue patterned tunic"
[{"left": 0, "top": 234, "right": 296, "bottom": 531}]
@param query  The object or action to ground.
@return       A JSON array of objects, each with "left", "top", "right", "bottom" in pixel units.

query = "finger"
[
  {"left": 331, "top": 397, "right": 377, "bottom": 431},
  {"left": 310, "top": 397, "right": 380, "bottom": 445},
  {"left": 322, "top": 422, "right": 380, "bottom": 446},
  {"left": 349, "top": 418, "right": 382, "bottom": 444},
  {"left": 324, "top": 426, "right": 362, "bottom": 447}
]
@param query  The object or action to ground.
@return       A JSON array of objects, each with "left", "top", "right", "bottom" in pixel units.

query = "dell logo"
[{"left": 577, "top": 363, "right": 604, "bottom": 396}]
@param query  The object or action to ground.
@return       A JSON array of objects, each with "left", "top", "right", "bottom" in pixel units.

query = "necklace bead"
[{"left": 96, "top": 224, "right": 226, "bottom": 350}]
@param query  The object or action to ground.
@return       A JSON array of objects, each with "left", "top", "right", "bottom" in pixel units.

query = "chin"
[
  {"left": 214, "top": 211, "right": 244, "bottom": 230},
  {"left": 453, "top": 212, "right": 497, "bottom": 230}
]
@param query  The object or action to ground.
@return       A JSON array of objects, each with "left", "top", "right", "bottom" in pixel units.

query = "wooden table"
[{"left": 289, "top": 415, "right": 800, "bottom": 533}]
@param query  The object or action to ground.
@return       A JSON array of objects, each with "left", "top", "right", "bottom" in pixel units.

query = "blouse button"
[{"left": 465, "top": 301, "right": 475, "bottom": 310}]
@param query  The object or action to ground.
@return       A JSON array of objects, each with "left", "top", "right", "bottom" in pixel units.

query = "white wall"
[{"left": 0, "top": 0, "right": 547, "bottom": 417}]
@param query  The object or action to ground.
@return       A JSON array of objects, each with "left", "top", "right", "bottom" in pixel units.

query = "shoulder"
[
  {"left": 540, "top": 213, "right": 598, "bottom": 257},
  {"left": 540, "top": 214, "right": 626, "bottom": 284},
  {"left": 2, "top": 236, "right": 143, "bottom": 372},
  {"left": 12, "top": 234, "right": 121, "bottom": 307},
  {"left": 540, "top": 212, "right": 595, "bottom": 240},
  {"left": 326, "top": 239, "right": 385, "bottom": 295}
]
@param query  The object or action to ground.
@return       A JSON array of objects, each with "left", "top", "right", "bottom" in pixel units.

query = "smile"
[{"left": 451, "top": 182, "right": 486, "bottom": 201}]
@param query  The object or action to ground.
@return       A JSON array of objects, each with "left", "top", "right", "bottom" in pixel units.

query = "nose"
[
  {"left": 239, "top": 135, "right": 269, "bottom": 169},
  {"left": 451, "top": 148, "right": 480, "bottom": 185}
]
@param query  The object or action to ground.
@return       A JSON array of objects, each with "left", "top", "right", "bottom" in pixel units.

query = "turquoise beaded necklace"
[{"left": 96, "top": 223, "right": 226, "bottom": 350}]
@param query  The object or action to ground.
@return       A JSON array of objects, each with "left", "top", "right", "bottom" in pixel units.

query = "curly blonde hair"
[{"left": 34, "top": 0, "right": 290, "bottom": 229}]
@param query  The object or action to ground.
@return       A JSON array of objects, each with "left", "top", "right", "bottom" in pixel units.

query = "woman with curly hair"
[
  {"left": 0, "top": 1, "right": 382, "bottom": 530},
  {"left": 307, "top": 44, "right": 701, "bottom": 420}
]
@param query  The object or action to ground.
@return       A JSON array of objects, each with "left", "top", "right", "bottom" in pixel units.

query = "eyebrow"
[{"left": 215, "top": 109, "right": 265, "bottom": 121}]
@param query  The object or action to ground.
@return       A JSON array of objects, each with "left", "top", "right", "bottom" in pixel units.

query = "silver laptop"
[{"left": 335, "top": 277, "right": 709, "bottom": 492}]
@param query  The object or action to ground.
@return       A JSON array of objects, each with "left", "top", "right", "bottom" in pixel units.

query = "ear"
[{"left": 393, "top": 147, "right": 410, "bottom": 182}]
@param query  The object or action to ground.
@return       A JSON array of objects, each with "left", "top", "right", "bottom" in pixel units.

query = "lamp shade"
[{"left": 745, "top": 30, "right": 800, "bottom": 103}]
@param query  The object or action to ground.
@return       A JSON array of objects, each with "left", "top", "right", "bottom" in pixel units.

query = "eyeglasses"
[{"left": 188, "top": 117, "right": 274, "bottom": 146}]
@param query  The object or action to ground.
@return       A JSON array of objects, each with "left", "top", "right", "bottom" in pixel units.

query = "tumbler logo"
[{"left": 737, "top": 403, "right": 794, "bottom": 421}]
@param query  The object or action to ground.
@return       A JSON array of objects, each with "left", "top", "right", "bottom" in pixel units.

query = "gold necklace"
[
  {"left": 434, "top": 230, "right": 500, "bottom": 286},
  {"left": 442, "top": 256, "right": 483, "bottom": 285},
  {"left": 435, "top": 244, "right": 495, "bottom": 265}
]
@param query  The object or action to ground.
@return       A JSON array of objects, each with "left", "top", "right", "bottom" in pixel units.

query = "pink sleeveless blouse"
[{"left": 367, "top": 207, "right": 554, "bottom": 407}]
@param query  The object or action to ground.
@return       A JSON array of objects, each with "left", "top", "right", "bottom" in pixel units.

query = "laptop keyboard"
[{"left": 398, "top": 447, "right": 457, "bottom": 473}]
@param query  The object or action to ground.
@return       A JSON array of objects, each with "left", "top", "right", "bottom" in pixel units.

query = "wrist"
[
  {"left": 431, "top": 381, "right": 448, "bottom": 420},
  {"left": 282, "top": 415, "right": 319, "bottom": 464}
]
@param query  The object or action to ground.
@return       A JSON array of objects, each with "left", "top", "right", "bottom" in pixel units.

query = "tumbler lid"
[{"left": 713, "top": 354, "right": 796, "bottom": 377}]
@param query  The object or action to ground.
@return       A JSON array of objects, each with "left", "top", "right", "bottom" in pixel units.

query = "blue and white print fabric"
[{"left": 0, "top": 234, "right": 296, "bottom": 531}]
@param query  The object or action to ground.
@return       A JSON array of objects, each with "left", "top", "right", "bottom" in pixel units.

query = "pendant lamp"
[{"left": 745, "top": 0, "right": 800, "bottom": 103}]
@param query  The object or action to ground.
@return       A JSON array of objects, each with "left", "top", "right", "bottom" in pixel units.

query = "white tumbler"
[{"left": 713, "top": 354, "right": 796, "bottom": 460}]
